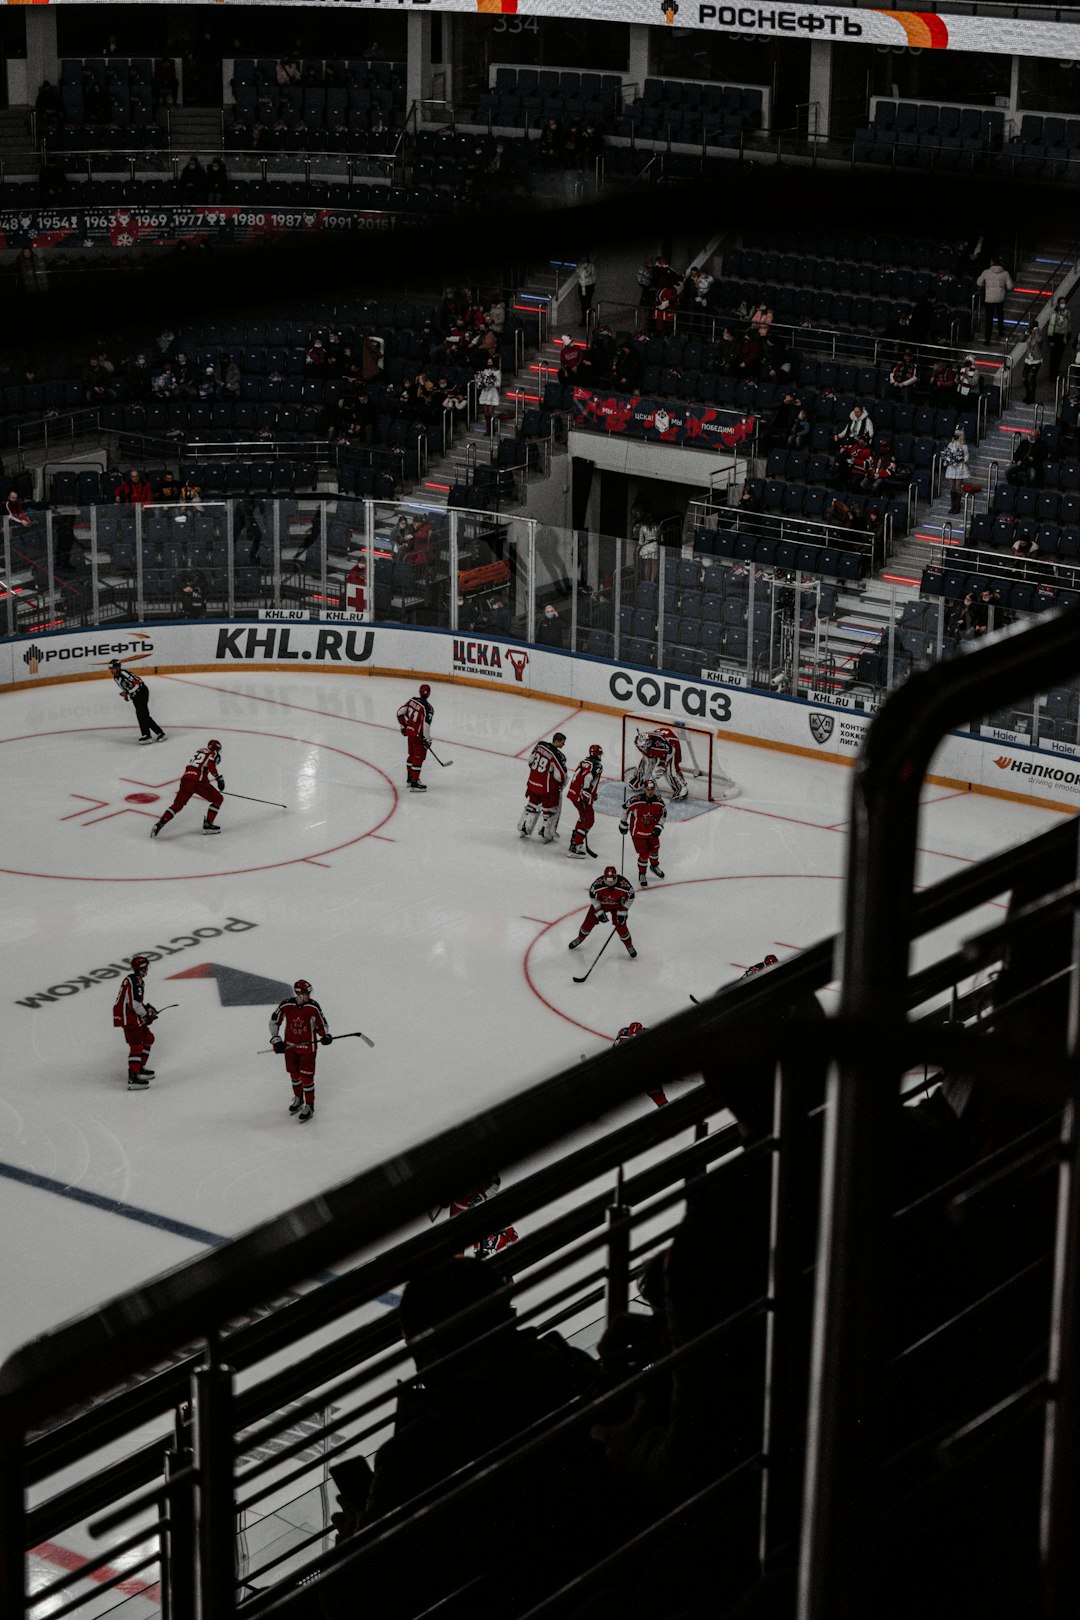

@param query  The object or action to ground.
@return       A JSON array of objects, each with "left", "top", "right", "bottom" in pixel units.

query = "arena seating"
[
  {"left": 617, "top": 79, "right": 764, "bottom": 144},
  {"left": 474, "top": 66, "right": 622, "bottom": 129},
  {"left": 853, "top": 101, "right": 1006, "bottom": 168}
]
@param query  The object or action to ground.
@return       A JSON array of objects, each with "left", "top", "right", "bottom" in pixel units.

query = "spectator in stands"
[
  {"left": 15, "top": 247, "right": 48, "bottom": 297},
  {"left": 977, "top": 256, "right": 1013, "bottom": 342},
  {"left": 1007, "top": 430, "right": 1047, "bottom": 486},
  {"left": 690, "top": 267, "right": 715, "bottom": 311},
  {"left": 220, "top": 355, "right": 241, "bottom": 396},
  {"left": 328, "top": 1257, "right": 610, "bottom": 1620},
  {"left": 488, "top": 597, "right": 512, "bottom": 636},
  {"left": 736, "top": 329, "right": 762, "bottom": 378},
  {"left": 152, "top": 361, "right": 178, "bottom": 399},
  {"left": 154, "top": 57, "right": 179, "bottom": 108},
  {"left": 748, "top": 303, "right": 773, "bottom": 339},
  {"left": 837, "top": 438, "right": 873, "bottom": 491},
  {"left": 82, "top": 356, "right": 115, "bottom": 403},
  {"left": 927, "top": 357, "right": 957, "bottom": 402},
  {"left": 613, "top": 340, "right": 643, "bottom": 394},
  {"left": 206, "top": 157, "right": 228, "bottom": 202},
  {"left": 35, "top": 81, "right": 62, "bottom": 120},
  {"left": 887, "top": 348, "right": 918, "bottom": 401},
  {"left": 170, "top": 352, "right": 195, "bottom": 397},
  {"left": 535, "top": 604, "right": 565, "bottom": 647},
  {"left": 637, "top": 514, "right": 660, "bottom": 583},
  {"left": 787, "top": 406, "right": 811, "bottom": 451},
  {"left": 306, "top": 338, "right": 327, "bottom": 370},
  {"left": 127, "top": 353, "right": 153, "bottom": 400},
  {"left": 576, "top": 256, "right": 597, "bottom": 327},
  {"left": 763, "top": 392, "right": 800, "bottom": 450},
  {"left": 196, "top": 366, "right": 218, "bottom": 401},
  {"left": 835, "top": 402, "right": 874, "bottom": 446},
  {"left": 860, "top": 439, "right": 902, "bottom": 498},
  {"left": 941, "top": 426, "right": 970, "bottom": 515},
  {"left": 1020, "top": 325, "right": 1044, "bottom": 405},
  {"left": 179, "top": 156, "right": 207, "bottom": 203},
  {"left": 652, "top": 279, "right": 680, "bottom": 336},
  {"left": 737, "top": 481, "right": 762, "bottom": 516},
  {"left": 558, "top": 337, "right": 582, "bottom": 389},
  {"left": 763, "top": 335, "right": 795, "bottom": 386},
  {"left": 160, "top": 468, "right": 180, "bottom": 502},
  {"left": 636, "top": 257, "right": 656, "bottom": 312},
  {"left": 955, "top": 354, "right": 980, "bottom": 407},
  {"left": 5, "top": 490, "right": 31, "bottom": 527},
  {"left": 276, "top": 54, "right": 301, "bottom": 85},
  {"left": 1060, "top": 388, "right": 1080, "bottom": 442},
  {"left": 715, "top": 326, "right": 739, "bottom": 374},
  {"left": 177, "top": 566, "right": 208, "bottom": 618},
  {"left": 1010, "top": 537, "right": 1039, "bottom": 575},
  {"left": 115, "top": 469, "right": 152, "bottom": 506},
  {"left": 1048, "top": 298, "right": 1073, "bottom": 381}
]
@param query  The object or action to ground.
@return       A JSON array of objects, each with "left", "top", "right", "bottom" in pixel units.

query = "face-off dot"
[{"left": 125, "top": 792, "right": 160, "bottom": 804}]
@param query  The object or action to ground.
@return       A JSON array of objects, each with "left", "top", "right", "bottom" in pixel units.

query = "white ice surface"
[{"left": 0, "top": 668, "right": 1061, "bottom": 1359}]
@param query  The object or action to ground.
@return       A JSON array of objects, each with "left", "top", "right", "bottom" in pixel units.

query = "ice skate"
[
  {"left": 639, "top": 873, "right": 648, "bottom": 887},
  {"left": 288, "top": 1097, "right": 303, "bottom": 1115},
  {"left": 626, "top": 946, "right": 637, "bottom": 959},
  {"left": 138, "top": 1067, "right": 155, "bottom": 1079},
  {"left": 568, "top": 845, "right": 586, "bottom": 858},
  {"left": 298, "top": 1103, "right": 314, "bottom": 1122},
  {"left": 409, "top": 781, "right": 427, "bottom": 793},
  {"left": 127, "top": 1074, "right": 150, "bottom": 1090},
  {"left": 150, "top": 821, "right": 163, "bottom": 837},
  {"left": 568, "top": 934, "right": 585, "bottom": 950},
  {"left": 138, "top": 735, "right": 153, "bottom": 744},
  {"left": 202, "top": 819, "right": 221, "bottom": 834},
  {"left": 651, "top": 865, "right": 664, "bottom": 879},
  {"left": 154, "top": 733, "right": 167, "bottom": 742}
]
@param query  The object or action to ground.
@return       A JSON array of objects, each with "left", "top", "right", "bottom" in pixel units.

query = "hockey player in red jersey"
[
  {"left": 269, "top": 978, "right": 333, "bottom": 1122},
  {"left": 113, "top": 954, "right": 158, "bottom": 1089},
  {"left": 448, "top": 1173, "right": 520, "bottom": 1260},
  {"left": 151, "top": 739, "right": 225, "bottom": 836},
  {"left": 397, "top": 684, "right": 434, "bottom": 792},
  {"left": 569, "top": 865, "right": 637, "bottom": 958},
  {"left": 740, "top": 954, "right": 779, "bottom": 980},
  {"left": 613, "top": 1020, "right": 667, "bottom": 1106},
  {"left": 620, "top": 778, "right": 667, "bottom": 886},
  {"left": 630, "top": 725, "right": 687, "bottom": 800},
  {"left": 518, "top": 731, "right": 567, "bottom": 842},
  {"left": 567, "top": 743, "right": 603, "bottom": 858}
]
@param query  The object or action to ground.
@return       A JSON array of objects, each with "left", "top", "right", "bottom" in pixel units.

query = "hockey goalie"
[{"left": 629, "top": 725, "right": 687, "bottom": 800}]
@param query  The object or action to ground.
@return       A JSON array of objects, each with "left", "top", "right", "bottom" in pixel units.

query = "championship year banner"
[
  {"left": 24, "top": 3, "right": 1080, "bottom": 63},
  {"left": 573, "top": 387, "right": 755, "bottom": 452},
  {"left": 0, "top": 206, "right": 392, "bottom": 254}
]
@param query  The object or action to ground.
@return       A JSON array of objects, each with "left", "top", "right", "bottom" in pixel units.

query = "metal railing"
[{"left": 0, "top": 701, "right": 1078, "bottom": 1614}]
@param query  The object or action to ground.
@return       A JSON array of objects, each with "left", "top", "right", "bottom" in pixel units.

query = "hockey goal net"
[{"left": 619, "top": 715, "right": 740, "bottom": 802}]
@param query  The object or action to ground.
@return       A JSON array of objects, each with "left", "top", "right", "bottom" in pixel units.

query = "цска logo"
[{"left": 809, "top": 713, "right": 835, "bottom": 745}]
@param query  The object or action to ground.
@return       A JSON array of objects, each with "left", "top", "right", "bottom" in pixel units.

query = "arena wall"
[{"left": 2, "top": 619, "right": 1077, "bottom": 813}]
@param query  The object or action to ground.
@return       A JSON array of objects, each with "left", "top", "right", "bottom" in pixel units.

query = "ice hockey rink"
[{"left": 0, "top": 665, "right": 1063, "bottom": 1365}]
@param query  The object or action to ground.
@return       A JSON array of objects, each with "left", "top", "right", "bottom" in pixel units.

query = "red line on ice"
[{"left": 31, "top": 1540, "right": 161, "bottom": 1604}]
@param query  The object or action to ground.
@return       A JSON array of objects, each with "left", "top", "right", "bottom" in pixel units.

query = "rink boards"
[{"left": 1, "top": 619, "right": 1077, "bottom": 813}]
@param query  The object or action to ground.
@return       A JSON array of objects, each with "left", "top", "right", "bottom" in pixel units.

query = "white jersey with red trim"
[
  {"left": 567, "top": 754, "right": 602, "bottom": 807},
  {"left": 526, "top": 740, "right": 567, "bottom": 797},
  {"left": 613, "top": 1024, "right": 648, "bottom": 1046}
]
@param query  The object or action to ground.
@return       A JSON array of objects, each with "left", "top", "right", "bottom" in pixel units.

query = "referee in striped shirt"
[{"left": 109, "top": 659, "right": 165, "bottom": 743}]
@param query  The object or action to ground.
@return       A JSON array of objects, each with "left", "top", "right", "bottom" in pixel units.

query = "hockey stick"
[
  {"left": 223, "top": 791, "right": 288, "bottom": 809},
  {"left": 149, "top": 1003, "right": 178, "bottom": 1016},
  {"left": 582, "top": 837, "right": 599, "bottom": 859},
  {"left": 689, "top": 994, "right": 701, "bottom": 1005},
  {"left": 573, "top": 925, "right": 616, "bottom": 984},
  {"left": 336, "top": 1029, "right": 376, "bottom": 1049},
  {"left": 427, "top": 745, "right": 453, "bottom": 767}
]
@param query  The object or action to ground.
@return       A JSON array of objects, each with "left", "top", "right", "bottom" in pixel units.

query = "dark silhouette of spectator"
[
  {"left": 206, "top": 157, "right": 228, "bottom": 202},
  {"left": 154, "top": 57, "right": 179, "bottom": 108},
  {"left": 535, "top": 604, "right": 565, "bottom": 647},
  {"left": 179, "top": 155, "right": 207, "bottom": 203},
  {"left": 324, "top": 1257, "right": 614, "bottom": 1619}
]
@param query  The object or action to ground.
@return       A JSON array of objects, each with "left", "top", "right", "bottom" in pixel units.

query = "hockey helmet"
[
  {"left": 294, "top": 979, "right": 313, "bottom": 997},
  {"left": 130, "top": 954, "right": 150, "bottom": 972},
  {"left": 626, "top": 1021, "right": 644, "bottom": 1037},
  {"left": 603, "top": 865, "right": 618, "bottom": 883},
  {"left": 642, "top": 778, "right": 657, "bottom": 793},
  {"left": 764, "top": 954, "right": 779, "bottom": 967},
  {"left": 588, "top": 743, "right": 603, "bottom": 758},
  {"left": 108, "top": 658, "right": 122, "bottom": 669},
  {"left": 207, "top": 738, "right": 222, "bottom": 752},
  {"left": 419, "top": 683, "right": 431, "bottom": 699}
]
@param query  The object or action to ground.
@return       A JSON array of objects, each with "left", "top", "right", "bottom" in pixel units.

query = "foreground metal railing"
[{"left": 2, "top": 596, "right": 1080, "bottom": 1607}]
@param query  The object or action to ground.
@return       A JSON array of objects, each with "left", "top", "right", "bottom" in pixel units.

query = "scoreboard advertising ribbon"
[
  {"left": 17, "top": 5, "right": 1080, "bottom": 63},
  {"left": 573, "top": 387, "right": 755, "bottom": 452}
]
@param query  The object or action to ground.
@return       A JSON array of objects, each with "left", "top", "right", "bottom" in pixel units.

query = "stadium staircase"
[{"left": 167, "top": 105, "right": 223, "bottom": 155}]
